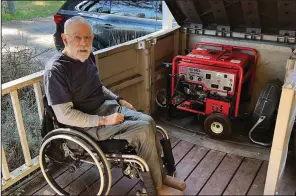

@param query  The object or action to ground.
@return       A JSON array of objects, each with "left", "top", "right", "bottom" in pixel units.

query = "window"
[
  {"left": 110, "top": 1, "right": 162, "bottom": 20},
  {"left": 75, "top": 0, "right": 111, "bottom": 14},
  {"left": 69, "top": 0, "right": 165, "bottom": 50}
]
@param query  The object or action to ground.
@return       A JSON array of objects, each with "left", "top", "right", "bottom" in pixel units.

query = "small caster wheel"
[
  {"left": 204, "top": 113, "right": 232, "bottom": 139},
  {"left": 68, "top": 165, "right": 76, "bottom": 173}
]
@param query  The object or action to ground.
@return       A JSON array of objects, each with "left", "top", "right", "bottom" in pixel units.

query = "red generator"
[{"left": 169, "top": 42, "right": 258, "bottom": 139}]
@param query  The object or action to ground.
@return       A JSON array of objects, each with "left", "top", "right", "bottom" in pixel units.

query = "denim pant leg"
[
  {"left": 111, "top": 121, "right": 163, "bottom": 189},
  {"left": 120, "top": 107, "right": 166, "bottom": 176},
  {"left": 81, "top": 101, "right": 163, "bottom": 188},
  {"left": 120, "top": 107, "right": 163, "bottom": 154}
]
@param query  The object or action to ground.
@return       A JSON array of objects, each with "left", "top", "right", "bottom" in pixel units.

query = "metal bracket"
[
  {"left": 245, "top": 32, "right": 262, "bottom": 41},
  {"left": 216, "top": 25, "right": 231, "bottom": 37},
  {"left": 246, "top": 28, "right": 261, "bottom": 35},
  {"left": 189, "top": 23, "right": 203, "bottom": 30},
  {"left": 277, "top": 30, "right": 296, "bottom": 44},
  {"left": 135, "top": 38, "right": 157, "bottom": 50},
  {"left": 189, "top": 28, "right": 196, "bottom": 34},
  {"left": 180, "top": 27, "right": 188, "bottom": 33},
  {"left": 176, "top": 0, "right": 203, "bottom": 29},
  {"left": 217, "top": 25, "right": 231, "bottom": 32}
]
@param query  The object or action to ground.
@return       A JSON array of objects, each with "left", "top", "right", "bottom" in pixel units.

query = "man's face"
[{"left": 62, "top": 22, "right": 94, "bottom": 62}]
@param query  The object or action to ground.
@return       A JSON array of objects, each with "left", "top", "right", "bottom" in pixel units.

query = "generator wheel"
[{"left": 204, "top": 113, "right": 232, "bottom": 139}]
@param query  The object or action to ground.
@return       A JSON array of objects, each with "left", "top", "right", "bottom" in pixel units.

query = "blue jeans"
[{"left": 83, "top": 100, "right": 164, "bottom": 189}]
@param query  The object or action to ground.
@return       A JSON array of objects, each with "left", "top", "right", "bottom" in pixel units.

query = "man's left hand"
[{"left": 119, "top": 99, "right": 136, "bottom": 111}]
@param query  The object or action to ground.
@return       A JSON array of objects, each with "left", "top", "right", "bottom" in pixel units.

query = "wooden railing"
[
  {"left": 1, "top": 71, "right": 44, "bottom": 190},
  {"left": 264, "top": 57, "right": 296, "bottom": 195}
]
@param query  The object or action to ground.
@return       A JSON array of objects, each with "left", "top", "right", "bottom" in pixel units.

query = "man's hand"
[
  {"left": 119, "top": 99, "right": 136, "bottom": 111},
  {"left": 103, "top": 113, "right": 124, "bottom": 125}
]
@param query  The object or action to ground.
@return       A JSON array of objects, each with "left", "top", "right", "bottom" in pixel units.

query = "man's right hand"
[{"left": 102, "top": 113, "right": 124, "bottom": 126}]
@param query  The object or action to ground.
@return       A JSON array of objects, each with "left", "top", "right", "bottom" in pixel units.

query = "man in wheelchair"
[{"left": 43, "top": 16, "right": 186, "bottom": 195}]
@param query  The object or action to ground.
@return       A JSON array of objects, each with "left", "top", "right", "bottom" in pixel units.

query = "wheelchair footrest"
[{"left": 161, "top": 138, "right": 176, "bottom": 175}]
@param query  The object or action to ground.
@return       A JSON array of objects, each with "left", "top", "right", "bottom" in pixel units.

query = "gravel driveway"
[{"left": 2, "top": 16, "right": 58, "bottom": 69}]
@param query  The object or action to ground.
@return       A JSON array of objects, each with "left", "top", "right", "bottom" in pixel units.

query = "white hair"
[{"left": 64, "top": 16, "right": 93, "bottom": 34}]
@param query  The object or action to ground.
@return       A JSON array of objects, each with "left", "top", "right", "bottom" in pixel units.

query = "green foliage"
[{"left": 2, "top": 1, "right": 65, "bottom": 21}]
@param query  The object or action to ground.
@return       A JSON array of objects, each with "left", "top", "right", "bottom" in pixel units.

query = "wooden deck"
[{"left": 3, "top": 125, "right": 296, "bottom": 195}]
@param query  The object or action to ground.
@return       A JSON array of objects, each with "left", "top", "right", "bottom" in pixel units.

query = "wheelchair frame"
[{"left": 39, "top": 96, "right": 176, "bottom": 195}]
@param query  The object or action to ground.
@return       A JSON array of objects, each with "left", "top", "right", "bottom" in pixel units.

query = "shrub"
[{"left": 2, "top": 36, "right": 47, "bottom": 170}]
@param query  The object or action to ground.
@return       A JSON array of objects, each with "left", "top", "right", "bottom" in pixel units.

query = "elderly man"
[{"left": 44, "top": 16, "right": 185, "bottom": 195}]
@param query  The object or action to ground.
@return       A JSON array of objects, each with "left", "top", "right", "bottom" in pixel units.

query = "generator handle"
[{"left": 193, "top": 42, "right": 258, "bottom": 64}]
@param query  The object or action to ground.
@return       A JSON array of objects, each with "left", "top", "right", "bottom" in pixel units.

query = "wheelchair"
[{"left": 39, "top": 96, "right": 176, "bottom": 195}]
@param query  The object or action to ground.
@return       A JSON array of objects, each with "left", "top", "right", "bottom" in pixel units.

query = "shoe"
[
  {"left": 163, "top": 175, "right": 186, "bottom": 191},
  {"left": 157, "top": 185, "right": 183, "bottom": 195}
]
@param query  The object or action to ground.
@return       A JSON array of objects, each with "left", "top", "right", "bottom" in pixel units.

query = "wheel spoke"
[{"left": 40, "top": 133, "right": 110, "bottom": 196}]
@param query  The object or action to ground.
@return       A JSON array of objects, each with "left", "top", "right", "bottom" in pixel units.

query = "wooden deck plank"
[
  {"left": 126, "top": 137, "right": 188, "bottom": 195},
  {"left": 278, "top": 157, "right": 296, "bottom": 195},
  {"left": 126, "top": 181, "right": 143, "bottom": 196},
  {"left": 184, "top": 150, "right": 226, "bottom": 195},
  {"left": 63, "top": 166, "right": 100, "bottom": 195},
  {"left": 247, "top": 161, "right": 268, "bottom": 195},
  {"left": 170, "top": 137, "right": 180, "bottom": 148},
  {"left": 223, "top": 158, "right": 262, "bottom": 195},
  {"left": 33, "top": 164, "right": 92, "bottom": 195},
  {"left": 4, "top": 165, "right": 67, "bottom": 196},
  {"left": 111, "top": 168, "right": 125, "bottom": 185},
  {"left": 175, "top": 145, "right": 209, "bottom": 180},
  {"left": 198, "top": 154, "right": 244, "bottom": 195},
  {"left": 109, "top": 137, "right": 185, "bottom": 195},
  {"left": 85, "top": 167, "right": 126, "bottom": 195},
  {"left": 12, "top": 134, "right": 296, "bottom": 196},
  {"left": 108, "top": 176, "right": 139, "bottom": 195},
  {"left": 172, "top": 140, "right": 195, "bottom": 164}
]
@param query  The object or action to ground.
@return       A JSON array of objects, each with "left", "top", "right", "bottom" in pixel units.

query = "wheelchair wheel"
[{"left": 39, "top": 129, "right": 111, "bottom": 196}]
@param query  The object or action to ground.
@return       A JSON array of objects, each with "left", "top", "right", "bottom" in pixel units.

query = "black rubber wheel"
[
  {"left": 204, "top": 113, "right": 232, "bottom": 139},
  {"left": 40, "top": 128, "right": 112, "bottom": 195}
]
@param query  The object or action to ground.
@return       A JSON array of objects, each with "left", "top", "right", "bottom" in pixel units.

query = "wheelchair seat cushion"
[{"left": 97, "top": 139, "right": 136, "bottom": 155}]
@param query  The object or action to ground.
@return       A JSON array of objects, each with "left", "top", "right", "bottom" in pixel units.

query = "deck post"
[
  {"left": 162, "top": 1, "right": 173, "bottom": 30},
  {"left": 33, "top": 82, "right": 44, "bottom": 121},
  {"left": 264, "top": 57, "right": 296, "bottom": 195},
  {"left": 1, "top": 145, "right": 11, "bottom": 181},
  {"left": 10, "top": 90, "right": 33, "bottom": 167}
]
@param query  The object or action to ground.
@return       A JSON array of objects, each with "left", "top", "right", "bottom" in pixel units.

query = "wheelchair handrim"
[
  {"left": 42, "top": 128, "right": 112, "bottom": 194},
  {"left": 39, "top": 134, "right": 105, "bottom": 196}
]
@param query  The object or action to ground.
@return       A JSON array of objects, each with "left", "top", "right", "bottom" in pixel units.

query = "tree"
[{"left": 3, "top": 0, "right": 16, "bottom": 15}]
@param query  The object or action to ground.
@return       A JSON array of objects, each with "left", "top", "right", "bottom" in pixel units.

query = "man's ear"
[{"left": 61, "top": 33, "right": 68, "bottom": 46}]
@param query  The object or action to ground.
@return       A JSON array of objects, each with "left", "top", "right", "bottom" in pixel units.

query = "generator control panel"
[{"left": 178, "top": 65, "right": 235, "bottom": 94}]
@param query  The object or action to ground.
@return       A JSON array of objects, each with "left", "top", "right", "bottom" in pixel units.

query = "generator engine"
[{"left": 168, "top": 42, "right": 258, "bottom": 139}]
